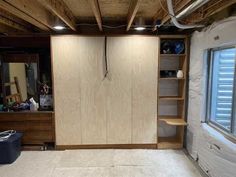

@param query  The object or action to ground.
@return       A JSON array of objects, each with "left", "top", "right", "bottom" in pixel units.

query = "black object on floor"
[{"left": 0, "top": 132, "right": 22, "bottom": 164}]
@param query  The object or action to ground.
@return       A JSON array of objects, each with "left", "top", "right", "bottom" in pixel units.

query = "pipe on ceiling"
[
  {"left": 176, "top": 0, "right": 210, "bottom": 20},
  {"left": 167, "top": 0, "right": 204, "bottom": 29}
]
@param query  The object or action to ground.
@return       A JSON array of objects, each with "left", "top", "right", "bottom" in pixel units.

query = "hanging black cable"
[{"left": 104, "top": 36, "right": 108, "bottom": 78}]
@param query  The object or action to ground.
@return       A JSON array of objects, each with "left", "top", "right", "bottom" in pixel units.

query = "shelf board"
[
  {"left": 159, "top": 96, "right": 184, "bottom": 100},
  {"left": 158, "top": 137, "right": 182, "bottom": 149},
  {"left": 159, "top": 117, "right": 187, "bottom": 126},
  {"left": 159, "top": 77, "right": 185, "bottom": 80},
  {"left": 160, "top": 54, "right": 186, "bottom": 57}
]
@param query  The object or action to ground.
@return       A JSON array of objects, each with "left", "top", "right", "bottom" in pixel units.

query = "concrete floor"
[{"left": 0, "top": 149, "right": 203, "bottom": 177}]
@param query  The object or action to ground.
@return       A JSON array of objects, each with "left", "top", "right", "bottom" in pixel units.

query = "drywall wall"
[
  {"left": 187, "top": 16, "right": 236, "bottom": 177},
  {"left": 51, "top": 36, "right": 158, "bottom": 145}
]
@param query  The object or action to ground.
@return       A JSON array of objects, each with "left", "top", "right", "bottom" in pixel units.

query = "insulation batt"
[{"left": 187, "top": 16, "right": 236, "bottom": 177}]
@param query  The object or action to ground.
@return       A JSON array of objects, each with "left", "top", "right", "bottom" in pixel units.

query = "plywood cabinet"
[
  {"left": 79, "top": 37, "right": 107, "bottom": 144},
  {"left": 52, "top": 36, "right": 158, "bottom": 146},
  {"left": 106, "top": 37, "right": 132, "bottom": 144},
  {"left": 52, "top": 36, "right": 82, "bottom": 145},
  {"left": 130, "top": 37, "right": 158, "bottom": 144}
]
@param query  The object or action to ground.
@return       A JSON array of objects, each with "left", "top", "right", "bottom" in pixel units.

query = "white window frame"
[{"left": 206, "top": 45, "right": 236, "bottom": 137}]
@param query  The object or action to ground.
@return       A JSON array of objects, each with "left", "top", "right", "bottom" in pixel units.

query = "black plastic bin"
[{"left": 0, "top": 132, "right": 23, "bottom": 164}]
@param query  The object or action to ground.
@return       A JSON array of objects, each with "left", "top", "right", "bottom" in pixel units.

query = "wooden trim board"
[{"left": 56, "top": 144, "right": 157, "bottom": 150}]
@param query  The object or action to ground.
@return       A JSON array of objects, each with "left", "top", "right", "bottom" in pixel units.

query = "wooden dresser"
[{"left": 0, "top": 111, "right": 55, "bottom": 145}]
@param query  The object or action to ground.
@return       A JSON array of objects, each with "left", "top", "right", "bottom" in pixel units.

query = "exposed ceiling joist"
[
  {"left": 185, "top": 0, "right": 236, "bottom": 23},
  {"left": 0, "top": 23, "right": 21, "bottom": 34},
  {"left": 88, "top": 0, "right": 103, "bottom": 31},
  {"left": 37, "top": 0, "right": 77, "bottom": 31},
  {"left": 3, "top": 0, "right": 55, "bottom": 30},
  {"left": 0, "top": 1, "right": 49, "bottom": 31},
  {"left": 126, "top": 0, "right": 141, "bottom": 31},
  {"left": 0, "top": 15, "right": 29, "bottom": 32}
]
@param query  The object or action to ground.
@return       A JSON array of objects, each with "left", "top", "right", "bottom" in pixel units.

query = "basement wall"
[{"left": 187, "top": 16, "right": 236, "bottom": 177}]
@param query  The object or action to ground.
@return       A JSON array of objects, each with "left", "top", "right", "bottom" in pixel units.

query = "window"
[{"left": 207, "top": 46, "right": 236, "bottom": 136}]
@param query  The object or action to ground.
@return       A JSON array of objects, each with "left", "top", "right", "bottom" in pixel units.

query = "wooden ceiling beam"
[
  {"left": 184, "top": 0, "right": 236, "bottom": 23},
  {"left": 0, "top": 15, "right": 29, "bottom": 32},
  {"left": 126, "top": 0, "right": 141, "bottom": 31},
  {"left": 0, "top": 23, "right": 21, "bottom": 34},
  {"left": 88, "top": 0, "right": 103, "bottom": 31},
  {"left": 3, "top": 0, "right": 55, "bottom": 30},
  {"left": 0, "top": 1, "right": 49, "bottom": 31},
  {"left": 37, "top": 0, "right": 77, "bottom": 31}
]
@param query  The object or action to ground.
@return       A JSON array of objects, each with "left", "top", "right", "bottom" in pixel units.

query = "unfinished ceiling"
[{"left": 0, "top": 0, "right": 235, "bottom": 35}]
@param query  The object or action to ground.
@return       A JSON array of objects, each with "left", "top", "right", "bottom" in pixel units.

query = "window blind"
[{"left": 210, "top": 48, "right": 236, "bottom": 130}]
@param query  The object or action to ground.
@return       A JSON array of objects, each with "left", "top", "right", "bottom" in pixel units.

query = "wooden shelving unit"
[
  {"left": 159, "top": 96, "right": 184, "bottom": 100},
  {"left": 157, "top": 35, "right": 189, "bottom": 149},
  {"left": 159, "top": 77, "right": 185, "bottom": 80},
  {"left": 159, "top": 118, "right": 187, "bottom": 126}
]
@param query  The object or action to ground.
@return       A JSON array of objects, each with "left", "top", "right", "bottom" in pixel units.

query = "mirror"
[
  {"left": 0, "top": 53, "right": 39, "bottom": 110},
  {"left": 3, "top": 62, "right": 38, "bottom": 102}
]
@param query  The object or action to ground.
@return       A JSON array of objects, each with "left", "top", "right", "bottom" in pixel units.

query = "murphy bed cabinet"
[{"left": 157, "top": 35, "right": 188, "bottom": 149}]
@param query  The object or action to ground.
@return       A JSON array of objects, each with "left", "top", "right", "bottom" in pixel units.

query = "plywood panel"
[
  {"left": 106, "top": 36, "right": 158, "bottom": 144},
  {"left": 51, "top": 36, "right": 82, "bottom": 145},
  {"left": 132, "top": 37, "right": 158, "bottom": 143},
  {"left": 52, "top": 35, "right": 159, "bottom": 146},
  {"left": 79, "top": 37, "right": 107, "bottom": 144},
  {"left": 63, "top": 0, "right": 94, "bottom": 17},
  {"left": 106, "top": 37, "right": 132, "bottom": 144}
]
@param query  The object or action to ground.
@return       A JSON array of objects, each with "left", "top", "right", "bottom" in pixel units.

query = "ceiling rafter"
[
  {"left": 88, "top": 0, "right": 103, "bottom": 31},
  {"left": 126, "top": 0, "right": 141, "bottom": 31},
  {"left": 3, "top": 0, "right": 55, "bottom": 30},
  {"left": 184, "top": 0, "right": 236, "bottom": 23},
  {"left": 0, "top": 23, "right": 21, "bottom": 34},
  {"left": 37, "top": 0, "right": 77, "bottom": 31},
  {"left": 0, "top": 1, "right": 49, "bottom": 31},
  {"left": 0, "top": 15, "right": 30, "bottom": 32}
]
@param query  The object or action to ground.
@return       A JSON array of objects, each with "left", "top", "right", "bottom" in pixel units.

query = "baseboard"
[{"left": 56, "top": 144, "right": 157, "bottom": 150}]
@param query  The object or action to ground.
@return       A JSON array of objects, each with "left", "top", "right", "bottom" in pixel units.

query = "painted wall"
[
  {"left": 187, "top": 17, "right": 236, "bottom": 177},
  {"left": 51, "top": 36, "right": 158, "bottom": 145}
]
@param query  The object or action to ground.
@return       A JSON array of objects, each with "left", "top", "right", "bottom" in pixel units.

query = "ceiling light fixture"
[
  {"left": 134, "top": 26, "right": 146, "bottom": 31},
  {"left": 53, "top": 17, "right": 66, "bottom": 31},
  {"left": 134, "top": 16, "right": 146, "bottom": 31},
  {"left": 53, "top": 25, "right": 65, "bottom": 30}
]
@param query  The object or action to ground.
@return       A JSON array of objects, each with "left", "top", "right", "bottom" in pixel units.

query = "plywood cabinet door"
[
  {"left": 52, "top": 36, "right": 82, "bottom": 145},
  {"left": 131, "top": 37, "right": 158, "bottom": 144},
  {"left": 106, "top": 37, "right": 158, "bottom": 144},
  {"left": 79, "top": 37, "right": 107, "bottom": 145},
  {"left": 106, "top": 37, "right": 132, "bottom": 144}
]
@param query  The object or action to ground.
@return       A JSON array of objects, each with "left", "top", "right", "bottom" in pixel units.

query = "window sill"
[{"left": 202, "top": 123, "right": 236, "bottom": 145}]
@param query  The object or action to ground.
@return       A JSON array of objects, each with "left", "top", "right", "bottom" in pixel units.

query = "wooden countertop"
[{"left": 0, "top": 111, "right": 54, "bottom": 114}]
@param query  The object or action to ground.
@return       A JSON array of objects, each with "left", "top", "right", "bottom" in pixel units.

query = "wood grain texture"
[
  {"left": 56, "top": 144, "right": 157, "bottom": 150},
  {"left": 0, "top": 112, "right": 54, "bottom": 145},
  {"left": 131, "top": 37, "right": 158, "bottom": 144},
  {"left": 79, "top": 37, "right": 107, "bottom": 144},
  {"left": 51, "top": 36, "right": 82, "bottom": 145},
  {"left": 52, "top": 35, "right": 159, "bottom": 146},
  {"left": 106, "top": 37, "right": 133, "bottom": 144},
  {"left": 5, "top": 0, "right": 55, "bottom": 30}
]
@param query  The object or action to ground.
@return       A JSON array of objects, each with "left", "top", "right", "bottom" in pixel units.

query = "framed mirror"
[{"left": 0, "top": 53, "right": 39, "bottom": 110}]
